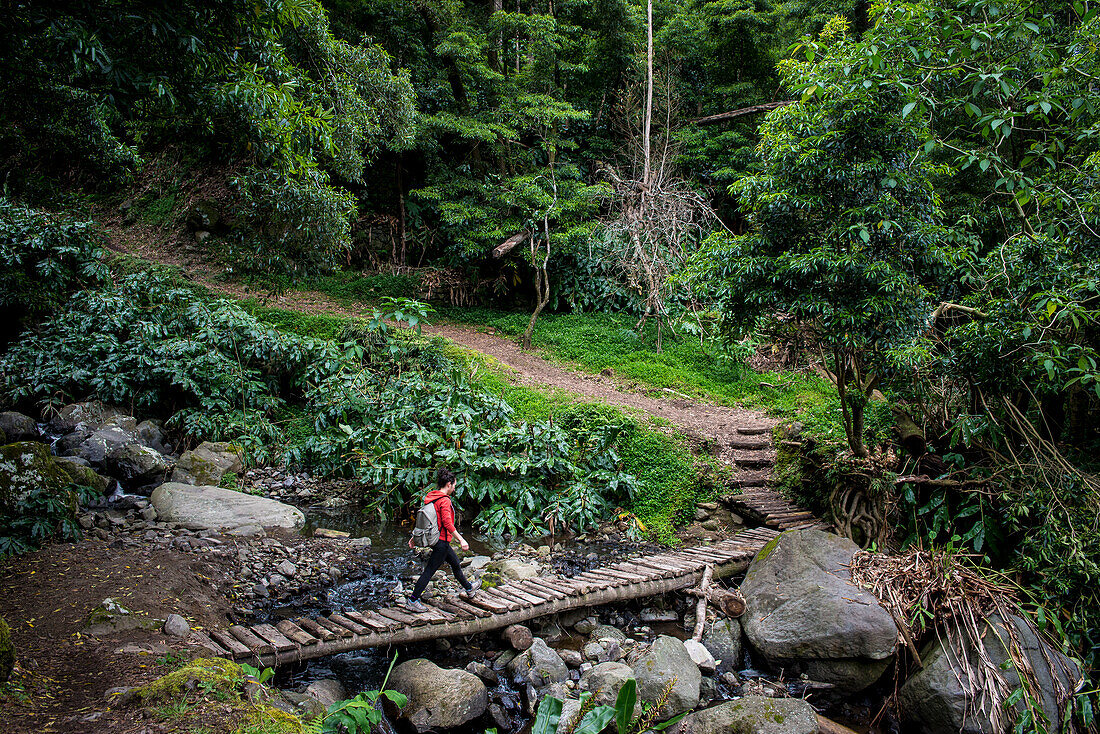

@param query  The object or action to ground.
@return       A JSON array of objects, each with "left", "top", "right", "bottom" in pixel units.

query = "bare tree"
[{"left": 600, "top": 72, "right": 724, "bottom": 352}]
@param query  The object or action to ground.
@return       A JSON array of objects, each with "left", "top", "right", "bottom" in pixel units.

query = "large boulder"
[
  {"left": 631, "top": 635, "right": 701, "bottom": 721},
  {"left": 107, "top": 443, "right": 171, "bottom": 488},
  {"left": 150, "top": 483, "right": 303, "bottom": 531},
  {"left": 75, "top": 426, "right": 137, "bottom": 467},
  {"left": 495, "top": 558, "right": 540, "bottom": 581},
  {"left": 0, "top": 412, "right": 38, "bottom": 443},
  {"left": 135, "top": 420, "right": 171, "bottom": 454},
  {"left": 170, "top": 442, "right": 243, "bottom": 486},
  {"left": 0, "top": 442, "right": 75, "bottom": 515},
  {"left": 740, "top": 529, "right": 897, "bottom": 693},
  {"left": 579, "top": 662, "right": 633, "bottom": 708},
  {"left": 48, "top": 401, "right": 125, "bottom": 434},
  {"left": 388, "top": 658, "right": 488, "bottom": 733},
  {"left": 897, "top": 613, "right": 1082, "bottom": 734},
  {"left": 507, "top": 638, "right": 568, "bottom": 688},
  {"left": 679, "top": 696, "right": 819, "bottom": 734},
  {"left": 701, "top": 619, "right": 742, "bottom": 674}
]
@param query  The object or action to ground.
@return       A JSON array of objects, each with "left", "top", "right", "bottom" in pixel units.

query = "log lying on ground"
[
  {"left": 684, "top": 586, "right": 746, "bottom": 618},
  {"left": 689, "top": 101, "right": 794, "bottom": 125},
  {"left": 691, "top": 565, "right": 714, "bottom": 641},
  {"left": 502, "top": 623, "right": 533, "bottom": 651}
]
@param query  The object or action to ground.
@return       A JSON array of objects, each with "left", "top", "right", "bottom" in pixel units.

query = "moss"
[
  {"left": 131, "top": 658, "right": 244, "bottom": 703},
  {"left": 479, "top": 566, "right": 502, "bottom": 589},
  {"left": 753, "top": 536, "right": 781, "bottom": 565},
  {"left": 235, "top": 704, "right": 308, "bottom": 734},
  {"left": 0, "top": 617, "right": 14, "bottom": 683},
  {"left": 56, "top": 460, "right": 109, "bottom": 494},
  {"left": 0, "top": 442, "right": 73, "bottom": 515}
]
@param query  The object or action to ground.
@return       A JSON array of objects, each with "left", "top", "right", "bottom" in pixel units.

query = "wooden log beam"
[
  {"left": 247, "top": 557, "right": 753, "bottom": 668},
  {"left": 492, "top": 232, "right": 528, "bottom": 258},
  {"left": 692, "top": 564, "right": 713, "bottom": 641},
  {"left": 688, "top": 101, "right": 795, "bottom": 126}
]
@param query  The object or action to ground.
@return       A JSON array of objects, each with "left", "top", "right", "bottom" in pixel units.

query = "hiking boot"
[
  {"left": 461, "top": 580, "right": 481, "bottom": 600},
  {"left": 406, "top": 598, "right": 428, "bottom": 613}
]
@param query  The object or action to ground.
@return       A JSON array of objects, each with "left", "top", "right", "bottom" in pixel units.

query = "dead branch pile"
[{"left": 850, "top": 548, "right": 1080, "bottom": 733}]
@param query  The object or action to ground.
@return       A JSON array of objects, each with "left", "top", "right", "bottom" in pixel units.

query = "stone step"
[
  {"left": 728, "top": 434, "right": 772, "bottom": 450},
  {"left": 730, "top": 449, "right": 776, "bottom": 468}
]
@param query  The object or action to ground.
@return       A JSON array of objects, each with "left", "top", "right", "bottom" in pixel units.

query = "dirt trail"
[{"left": 109, "top": 236, "right": 776, "bottom": 461}]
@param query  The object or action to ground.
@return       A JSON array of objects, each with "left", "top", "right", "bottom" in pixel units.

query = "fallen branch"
[
  {"left": 689, "top": 101, "right": 795, "bottom": 126},
  {"left": 492, "top": 232, "right": 528, "bottom": 259},
  {"left": 684, "top": 587, "right": 745, "bottom": 618},
  {"left": 691, "top": 564, "right": 714, "bottom": 641}
]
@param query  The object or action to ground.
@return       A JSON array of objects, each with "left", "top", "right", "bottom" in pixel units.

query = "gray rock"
[
  {"left": 48, "top": 401, "right": 123, "bottom": 434},
  {"left": 141, "top": 506, "right": 158, "bottom": 522},
  {"left": 897, "top": 613, "right": 1082, "bottom": 734},
  {"left": 107, "top": 443, "right": 171, "bottom": 486},
  {"left": 557, "top": 699, "right": 584, "bottom": 734},
  {"left": 162, "top": 614, "right": 190, "bottom": 638},
  {"left": 388, "top": 659, "right": 488, "bottom": 733},
  {"left": 679, "top": 696, "right": 819, "bottom": 734},
  {"left": 701, "top": 519, "right": 722, "bottom": 531},
  {"left": 304, "top": 679, "right": 346, "bottom": 708},
  {"left": 496, "top": 558, "right": 540, "bottom": 581},
  {"left": 0, "top": 412, "right": 38, "bottom": 442},
  {"left": 507, "top": 638, "right": 568, "bottom": 688},
  {"left": 579, "top": 661, "right": 633, "bottom": 708},
  {"left": 583, "top": 642, "right": 604, "bottom": 661},
  {"left": 170, "top": 442, "right": 244, "bottom": 486},
  {"left": 76, "top": 426, "right": 136, "bottom": 467},
  {"left": 559, "top": 649, "right": 583, "bottom": 668},
  {"left": 591, "top": 624, "right": 626, "bottom": 644},
  {"left": 1, "top": 441, "right": 76, "bottom": 515},
  {"left": 574, "top": 616, "right": 599, "bottom": 634},
  {"left": 135, "top": 420, "right": 170, "bottom": 454},
  {"left": 631, "top": 635, "right": 701, "bottom": 721},
  {"left": 740, "top": 529, "right": 897, "bottom": 693},
  {"left": 683, "top": 639, "right": 717, "bottom": 675},
  {"left": 276, "top": 560, "right": 297, "bottom": 577},
  {"left": 465, "top": 661, "right": 499, "bottom": 686},
  {"left": 150, "top": 483, "right": 304, "bottom": 531},
  {"left": 465, "top": 555, "right": 492, "bottom": 571},
  {"left": 640, "top": 608, "right": 678, "bottom": 623},
  {"left": 702, "top": 619, "right": 742, "bottom": 674}
]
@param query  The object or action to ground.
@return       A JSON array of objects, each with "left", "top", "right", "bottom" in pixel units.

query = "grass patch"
[
  {"left": 239, "top": 300, "right": 356, "bottom": 342},
  {"left": 439, "top": 307, "right": 839, "bottom": 418}
]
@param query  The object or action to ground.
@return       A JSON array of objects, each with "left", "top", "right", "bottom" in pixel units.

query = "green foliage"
[
  {"left": 0, "top": 199, "right": 108, "bottom": 342},
  {"left": 0, "top": 483, "right": 99, "bottom": 559},
  {"left": 535, "top": 678, "right": 687, "bottom": 734}
]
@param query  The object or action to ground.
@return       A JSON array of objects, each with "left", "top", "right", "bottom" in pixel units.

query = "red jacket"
[{"left": 424, "top": 490, "right": 457, "bottom": 542}]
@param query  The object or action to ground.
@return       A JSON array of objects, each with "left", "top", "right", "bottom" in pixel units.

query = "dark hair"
[{"left": 437, "top": 468, "right": 456, "bottom": 488}]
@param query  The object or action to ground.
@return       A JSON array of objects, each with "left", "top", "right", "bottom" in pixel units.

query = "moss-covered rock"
[
  {"left": 0, "top": 441, "right": 74, "bottom": 516},
  {"left": 171, "top": 441, "right": 244, "bottom": 486},
  {"left": 0, "top": 616, "right": 15, "bottom": 683},
  {"left": 128, "top": 658, "right": 244, "bottom": 704},
  {"left": 234, "top": 704, "right": 308, "bottom": 734},
  {"left": 55, "top": 458, "right": 109, "bottom": 494}
]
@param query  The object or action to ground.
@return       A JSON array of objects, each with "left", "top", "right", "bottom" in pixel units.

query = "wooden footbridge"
[{"left": 191, "top": 527, "right": 779, "bottom": 668}]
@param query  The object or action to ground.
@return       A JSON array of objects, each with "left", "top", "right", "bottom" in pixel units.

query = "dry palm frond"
[
  {"left": 632, "top": 677, "right": 677, "bottom": 734},
  {"left": 850, "top": 548, "right": 1081, "bottom": 733}
]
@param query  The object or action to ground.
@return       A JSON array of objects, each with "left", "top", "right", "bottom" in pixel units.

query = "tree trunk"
[
  {"left": 488, "top": 0, "right": 503, "bottom": 72},
  {"left": 502, "top": 624, "right": 533, "bottom": 651},
  {"left": 642, "top": 0, "right": 653, "bottom": 186}
]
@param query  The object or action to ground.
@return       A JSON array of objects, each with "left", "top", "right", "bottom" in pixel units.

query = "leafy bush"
[
  {"left": 0, "top": 198, "right": 108, "bottom": 344},
  {"left": 0, "top": 483, "right": 99, "bottom": 558},
  {"left": 0, "top": 271, "right": 634, "bottom": 536}
]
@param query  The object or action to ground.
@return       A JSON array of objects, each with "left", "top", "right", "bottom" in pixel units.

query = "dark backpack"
[{"left": 411, "top": 497, "right": 442, "bottom": 548}]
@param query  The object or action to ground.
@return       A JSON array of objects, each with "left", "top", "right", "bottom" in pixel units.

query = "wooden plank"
[
  {"left": 329, "top": 613, "right": 368, "bottom": 636},
  {"left": 466, "top": 592, "right": 511, "bottom": 614},
  {"left": 345, "top": 611, "right": 392, "bottom": 633},
  {"left": 521, "top": 578, "right": 570, "bottom": 600},
  {"left": 515, "top": 579, "right": 566, "bottom": 601},
  {"left": 615, "top": 561, "right": 663, "bottom": 581},
  {"left": 494, "top": 584, "right": 545, "bottom": 606},
  {"left": 537, "top": 576, "right": 585, "bottom": 593},
  {"left": 483, "top": 587, "right": 531, "bottom": 609},
  {"left": 229, "top": 625, "right": 275, "bottom": 656},
  {"left": 190, "top": 630, "right": 228, "bottom": 656},
  {"left": 376, "top": 606, "right": 427, "bottom": 626},
  {"left": 420, "top": 598, "right": 459, "bottom": 620},
  {"left": 296, "top": 617, "right": 336, "bottom": 642},
  {"left": 211, "top": 629, "right": 252, "bottom": 658},
  {"left": 251, "top": 623, "right": 297, "bottom": 653},
  {"left": 649, "top": 554, "right": 699, "bottom": 571},
  {"left": 435, "top": 599, "right": 475, "bottom": 618},
  {"left": 442, "top": 595, "right": 492, "bottom": 617},
  {"left": 276, "top": 620, "right": 319, "bottom": 647},
  {"left": 625, "top": 560, "right": 677, "bottom": 578},
  {"left": 314, "top": 615, "right": 355, "bottom": 638}
]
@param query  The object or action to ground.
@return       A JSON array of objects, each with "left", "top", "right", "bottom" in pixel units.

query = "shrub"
[{"left": 0, "top": 198, "right": 107, "bottom": 346}]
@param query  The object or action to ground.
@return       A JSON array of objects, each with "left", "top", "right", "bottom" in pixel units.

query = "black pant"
[{"left": 411, "top": 540, "right": 471, "bottom": 600}]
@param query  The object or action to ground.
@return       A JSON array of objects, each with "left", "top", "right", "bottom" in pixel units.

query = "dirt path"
[{"left": 108, "top": 237, "right": 777, "bottom": 464}]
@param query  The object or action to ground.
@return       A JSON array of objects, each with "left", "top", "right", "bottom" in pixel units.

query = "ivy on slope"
[{"left": 0, "top": 273, "right": 632, "bottom": 537}]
